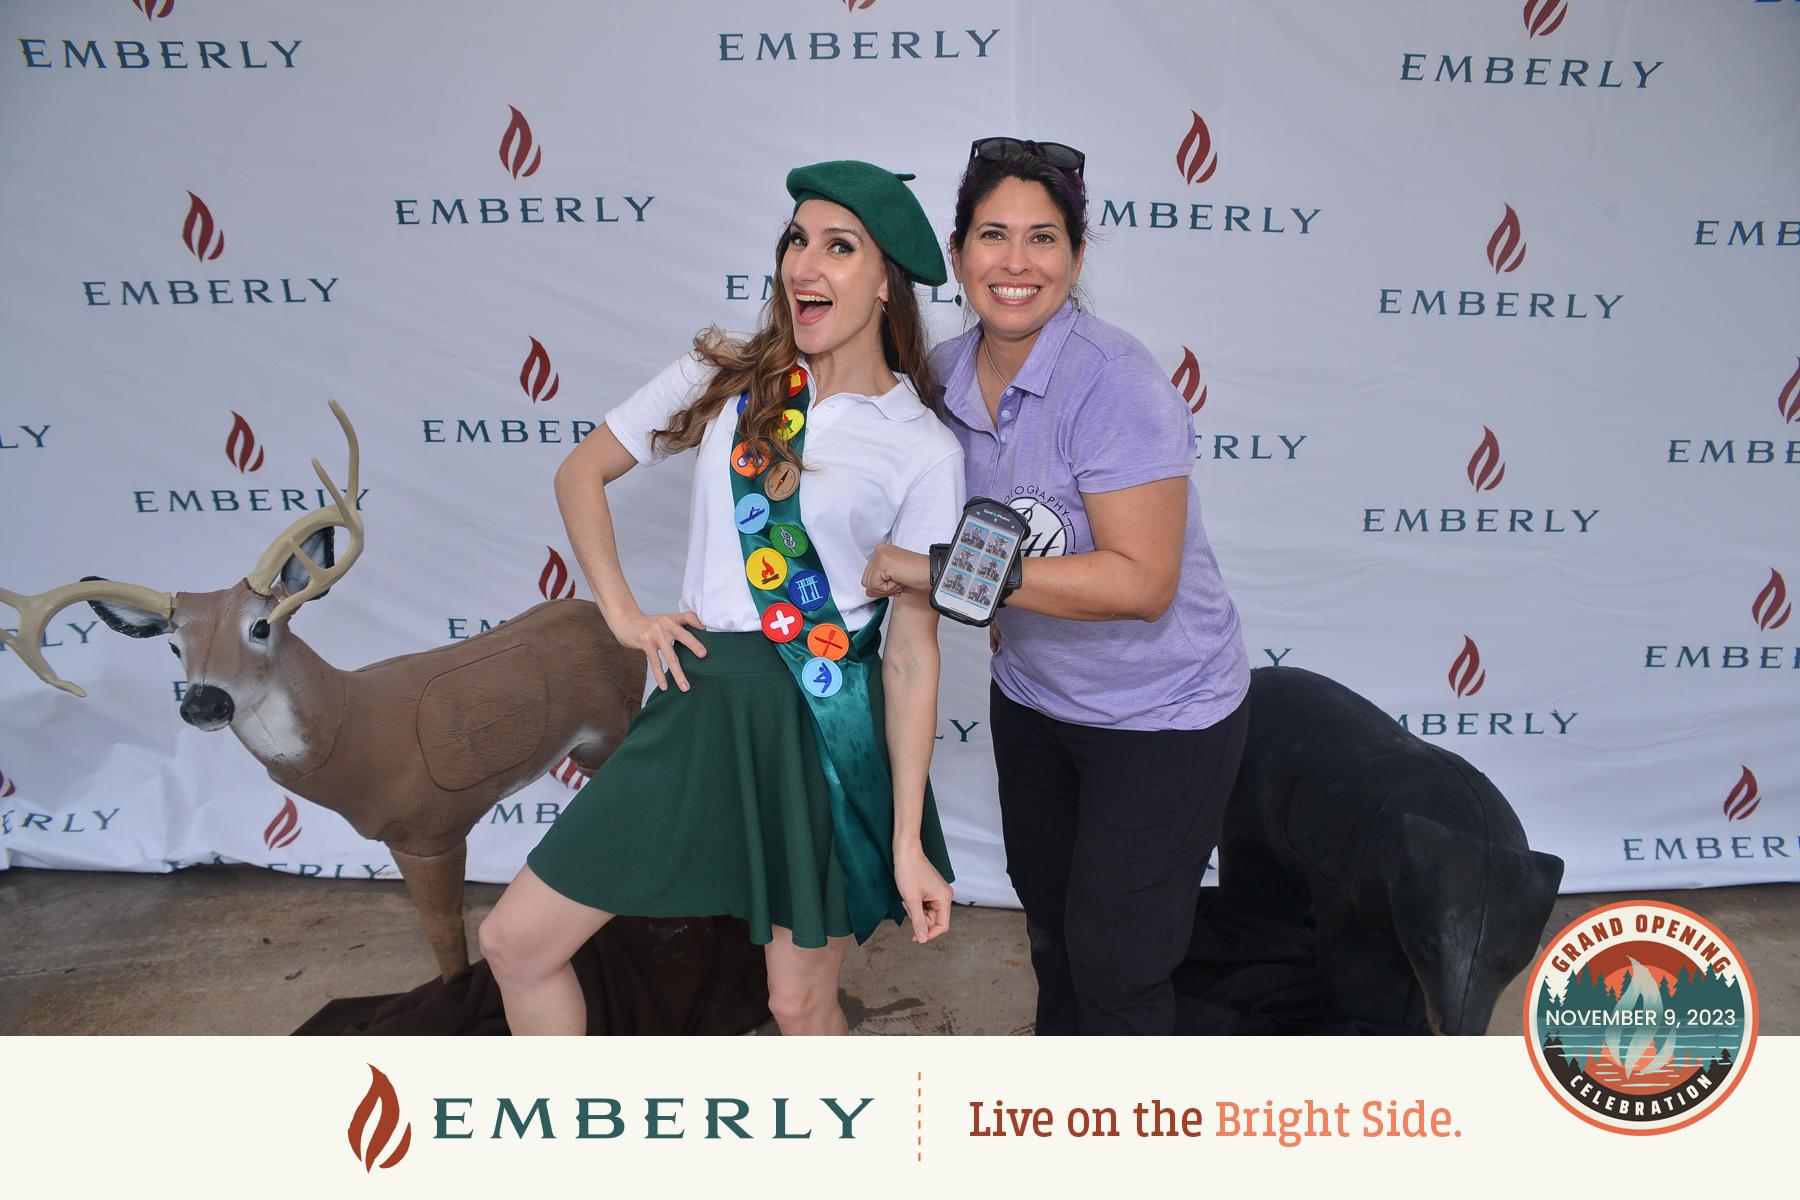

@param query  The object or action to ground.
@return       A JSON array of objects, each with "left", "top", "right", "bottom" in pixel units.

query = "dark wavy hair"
[
  {"left": 950, "top": 148, "right": 1090, "bottom": 257},
  {"left": 651, "top": 223, "right": 940, "bottom": 464}
]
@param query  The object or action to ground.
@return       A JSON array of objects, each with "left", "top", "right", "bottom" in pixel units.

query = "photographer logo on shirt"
[{"left": 1007, "top": 490, "right": 1071, "bottom": 558}]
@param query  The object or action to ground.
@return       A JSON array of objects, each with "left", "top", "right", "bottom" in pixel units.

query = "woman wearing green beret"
[{"left": 479, "top": 161, "right": 963, "bottom": 1035}]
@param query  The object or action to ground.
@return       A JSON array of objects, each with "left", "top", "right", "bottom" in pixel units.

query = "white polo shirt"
[{"left": 605, "top": 351, "right": 965, "bottom": 633}]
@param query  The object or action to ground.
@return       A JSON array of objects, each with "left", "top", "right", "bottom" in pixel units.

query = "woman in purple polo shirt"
[{"left": 863, "top": 140, "right": 1250, "bottom": 1035}]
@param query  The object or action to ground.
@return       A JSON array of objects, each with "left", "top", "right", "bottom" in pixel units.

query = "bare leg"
[
  {"left": 391, "top": 844, "right": 470, "bottom": 981},
  {"left": 763, "top": 926, "right": 852, "bottom": 1036},
  {"left": 477, "top": 865, "right": 614, "bottom": 1035}
]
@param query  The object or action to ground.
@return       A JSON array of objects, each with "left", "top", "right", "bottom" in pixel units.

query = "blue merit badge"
[
  {"left": 787, "top": 569, "right": 829, "bottom": 612},
  {"left": 803, "top": 656, "right": 843, "bottom": 698},
  {"left": 734, "top": 493, "right": 770, "bottom": 534}
]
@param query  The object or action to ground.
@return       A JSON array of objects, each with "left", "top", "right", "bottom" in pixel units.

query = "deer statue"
[{"left": 0, "top": 401, "right": 645, "bottom": 980}]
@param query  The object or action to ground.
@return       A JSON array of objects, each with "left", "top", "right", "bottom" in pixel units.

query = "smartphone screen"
[{"left": 933, "top": 510, "right": 1019, "bottom": 624}]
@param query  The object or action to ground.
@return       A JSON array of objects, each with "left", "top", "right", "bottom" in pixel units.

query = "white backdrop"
[{"left": 2, "top": 0, "right": 1796, "bottom": 906}]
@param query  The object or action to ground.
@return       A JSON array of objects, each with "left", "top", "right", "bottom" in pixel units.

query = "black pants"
[{"left": 990, "top": 683, "right": 1248, "bottom": 1035}]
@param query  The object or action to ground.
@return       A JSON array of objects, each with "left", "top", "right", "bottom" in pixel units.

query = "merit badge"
[
  {"left": 786, "top": 569, "right": 830, "bottom": 612},
  {"left": 746, "top": 547, "right": 788, "bottom": 591},
  {"left": 770, "top": 524, "right": 810, "bottom": 557},
  {"left": 732, "top": 439, "right": 771, "bottom": 478},
  {"left": 764, "top": 462, "right": 800, "bottom": 502},
  {"left": 734, "top": 493, "right": 771, "bottom": 534},
  {"left": 1523, "top": 900, "right": 1758, "bottom": 1134},
  {"left": 736, "top": 394, "right": 748, "bottom": 415},
  {"left": 775, "top": 408, "right": 806, "bottom": 441},
  {"left": 802, "top": 656, "right": 843, "bottom": 698},
  {"left": 786, "top": 368, "right": 806, "bottom": 398},
  {"left": 806, "top": 623, "right": 848, "bottom": 661},
  {"left": 761, "top": 602, "right": 803, "bottom": 644}
]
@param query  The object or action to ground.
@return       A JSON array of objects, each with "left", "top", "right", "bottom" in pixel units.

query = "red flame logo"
[
  {"left": 1466, "top": 426, "right": 1506, "bottom": 492},
  {"left": 132, "top": 0, "right": 174, "bottom": 19},
  {"left": 539, "top": 546, "right": 576, "bottom": 600},
  {"left": 263, "top": 796, "right": 301, "bottom": 850},
  {"left": 1753, "top": 568, "right": 1792, "bottom": 631},
  {"left": 1523, "top": 0, "right": 1568, "bottom": 38},
  {"left": 1778, "top": 357, "right": 1800, "bottom": 425},
  {"left": 1723, "top": 766, "right": 1760, "bottom": 822},
  {"left": 499, "top": 105, "right": 542, "bottom": 179},
  {"left": 225, "top": 411, "right": 266, "bottom": 473},
  {"left": 550, "top": 755, "right": 589, "bottom": 790},
  {"left": 1448, "top": 635, "right": 1487, "bottom": 698},
  {"left": 348, "top": 1065, "right": 412, "bottom": 1172},
  {"left": 0, "top": 769, "right": 15, "bottom": 799},
  {"left": 520, "top": 337, "right": 561, "bottom": 404},
  {"left": 1171, "top": 347, "right": 1207, "bottom": 413},
  {"left": 182, "top": 192, "right": 225, "bottom": 262},
  {"left": 1486, "top": 204, "right": 1526, "bottom": 274},
  {"left": 1175, "top": 111, "right": 1219, "bottom": 186}
]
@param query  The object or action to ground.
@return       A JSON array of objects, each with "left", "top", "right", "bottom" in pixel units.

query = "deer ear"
[
  {"left": 80, "top": 575, "right": 171, "bottom": 639},
  {"left": 277, "top": 528, "right": 337, "bottom": 598}
]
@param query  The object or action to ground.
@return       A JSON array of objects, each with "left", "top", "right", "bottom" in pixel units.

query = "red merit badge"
[
  {"left": 762, "top": 602, "right": 803, "bottom": 644},
  {"left": 806, "top": 623, "right": 848, "bottom": 661},
  {"left": 786, "top": 368, "right": 806, "bottom": 398}
]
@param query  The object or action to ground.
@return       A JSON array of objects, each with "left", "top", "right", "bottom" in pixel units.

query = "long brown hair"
[{"left": 651, "top": 224, "right": 941, "bottom": 468}]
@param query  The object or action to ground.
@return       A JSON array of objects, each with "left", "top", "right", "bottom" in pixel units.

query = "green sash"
[{"left": 728, "top": 369, "right": 903, "bottom": 942}]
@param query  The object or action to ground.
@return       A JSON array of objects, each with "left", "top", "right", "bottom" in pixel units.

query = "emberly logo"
[
  {"left": 348, "top": 1065, "right": 413, "bottom": 1172},
  {"left": 19, "top": 1, "right": 302, "bottom": 73},
  {"left": 1380, "top": 204, "right": 1620, "bottom": 320},
  {"left": 1174, "top": 346, "right": 1308, "bottom": 464},
  {"left": 1622, "top": 766, "right": 1790, "bottom": 863},
  {"left": 1723, "top": 767, "right": 1760, "bottom": 822},
  {"left": 1097, "top": 112, "right": 1320, "bottom": 238},
  {"left": 539, "top": 547, "right": 577, "bottom": 601},
  {"left": 1449, "top": 636, "right": 1487, "bottom": 698},
  {"left": 394, "top": 104, "right": 654, "bottom": 229},
  {"left": 131, "top": 412, "right": 369, "bottom": 514},
  {"left": 1175, "top": 112, "right": 1218, "bottom": 186},
  {"left": 0, "top": 768, "right": 15, "bottom": 799},
  {"left": 1363, "top": 427, "right": 1597, "bottom": 534},
  {"left": 182, "top": 191, "right": 224, "bottom": 261},
  {"left": 521, "top": 338, "right": 561, "bottom": 404},
  {"left": 1752, "top": 569, "right": 1791, "bottom": 631},
  {"left": 84, "top": 190, "right": 340, "bottom": 309},
  {"left": 718, "top": 1, "right": 999, "bottom": 63},
  {"left": 226, "top": 411, "right": 266, "bottom": 473},
  {"left": 499, "top": 106, "right": 542, "bottom": 179},
  {"left": 1486, "top": 205, "right": 1526, "bottom": 273},
  {"left": 1400, "top": 1, "right": 1664, "bottom": 91},
  {"left": 1665, "top": 355, "right": 1800, "bottom": 467},
  {"left": 1467, "top": 426, "right": 1506, "bottom": 491},
  {"left": 263, "top": 795, "right": 301, "bottom": 850},
  {"left": 1643, "top": 567, "right": 1799, "bottom": 672},
  {"left": 549, "top": 756, "right": 589, "bottom": 791},
  {"left": 1394, "top": 636, "right": 1578, "bottom": 737},
  {"left": 1522, "top": 0, "right": 1567, "bottom": 38}
]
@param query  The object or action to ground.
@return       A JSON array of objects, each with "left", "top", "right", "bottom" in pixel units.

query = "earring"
[{"left": 953, "top": 293, "right": 963, "bottom": 307}]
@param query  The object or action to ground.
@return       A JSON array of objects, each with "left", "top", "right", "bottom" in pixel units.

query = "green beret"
[{"left": 786, "top": 160, "right": 947, "bottom": 287}]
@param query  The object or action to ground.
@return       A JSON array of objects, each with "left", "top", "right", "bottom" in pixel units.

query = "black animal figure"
[{"left": 1174, "top": 666, "right": 1565, "bottom": 1035}]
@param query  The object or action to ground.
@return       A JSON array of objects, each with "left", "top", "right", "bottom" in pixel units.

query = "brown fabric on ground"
[{"left": 293, "top": 916, "right": 769, "bottom": 1036}]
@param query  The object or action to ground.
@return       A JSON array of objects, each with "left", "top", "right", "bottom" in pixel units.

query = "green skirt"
[{"left": 527, "top": 630, "right": 954, "bottom": 950}]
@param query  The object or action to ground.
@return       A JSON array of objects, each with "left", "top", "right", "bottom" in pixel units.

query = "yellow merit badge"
[
  {"left": 746, "top": 547, "right": 788, "bottom": 590},
  {"left": 775, "top": 408, "right": 805, "bottom": 440}
]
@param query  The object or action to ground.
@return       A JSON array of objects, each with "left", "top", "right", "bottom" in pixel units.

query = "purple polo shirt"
[{"left": 933, "top": 302, "right": 1250, "bottom": 731}]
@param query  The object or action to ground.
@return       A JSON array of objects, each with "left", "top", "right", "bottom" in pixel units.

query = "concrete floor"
[{"left": 1, "top": 866, "right": 1794, "bottom": 1035}]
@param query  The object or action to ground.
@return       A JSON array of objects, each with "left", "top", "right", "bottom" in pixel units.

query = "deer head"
[{"left": 2, "top": 401, "right": 363, "bottom": 733}]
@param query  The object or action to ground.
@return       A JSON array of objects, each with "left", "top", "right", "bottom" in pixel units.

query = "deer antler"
[
  {"left": 0, "top": 580, "right": 173, "bottom": 697},
  {"left": 247, "top": 399, "right": 364, "bottom": 625}
]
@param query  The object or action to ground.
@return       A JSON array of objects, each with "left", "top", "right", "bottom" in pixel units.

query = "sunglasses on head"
[{"left": 969, "top": 137, "right": 1086, "bottom": 178}]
